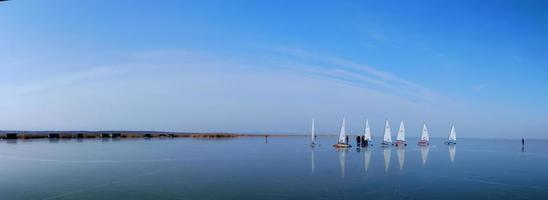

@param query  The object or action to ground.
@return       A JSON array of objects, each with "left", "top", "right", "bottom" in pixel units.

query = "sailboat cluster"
[{"left": 309, "top": 119, "right": 457, "bottom": 148}]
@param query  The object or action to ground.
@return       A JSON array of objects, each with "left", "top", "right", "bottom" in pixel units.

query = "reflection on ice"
[
  {"left": 420, "top": 146, "right": 430, "bottom": 166},
  {"left": 363, "top": 147, "right": 371, "bottom": 172},
  {"left": 4, "top": 137, "right": 548, "bottom": 199},
  {"left": 311, "top": 148, "right": 315, "bottom": 173},
  {"left": 383, "top": 147, "right": 391, "bottom": 172},
  {"left": 338, "top": 148, "right": 347, "bottom": 177},
  {"left": 448, "top": 145, "right": 456, "bottom": 163},
  {"left": 397, "top": 147, "right": 405, "bottom": 170}
]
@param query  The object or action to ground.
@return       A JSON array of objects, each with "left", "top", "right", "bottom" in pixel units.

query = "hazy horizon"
[{"left": 1, "top": 1, "right": 548, "bottom": 138}]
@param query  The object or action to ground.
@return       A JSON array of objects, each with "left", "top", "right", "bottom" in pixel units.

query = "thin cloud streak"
[
  {"left": 266, "top": 46, "right": 455, "bottom": 106},
  {"left": 0, "top": 68, "right": 118, "bottom": 97},
  {"left": 123, "top": 47, "right": 455, "bottom": 108}
]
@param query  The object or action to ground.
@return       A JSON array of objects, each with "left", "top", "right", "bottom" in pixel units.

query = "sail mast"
[
  {"left": 421, "top": 124, "right": 430, "bottom": 141},
  {"left": 397, "top": 121, "right": 405, "bottom": 141},
  {"left": 311, "top": 119, "right": 315, "bottom": 143},
  {"left": 448, "top": 125, "right": 456, "bottom": 141},
  {"left": 338, "top": 118, "right": 346, "bottom": 144},
  {"left": 383, "top": 119, "right": 392, "bottom": 143},
  {"left": 364, "top": 119, "right": 371, "bottom": 141}
]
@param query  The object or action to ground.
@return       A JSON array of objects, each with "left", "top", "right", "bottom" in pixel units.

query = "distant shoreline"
[{"left": 0, "top": 131, "right": 287, "bottom": 140}]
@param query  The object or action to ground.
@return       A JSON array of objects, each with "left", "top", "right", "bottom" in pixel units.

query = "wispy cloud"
[
  {"left": 122, "top": 47, "right": 454, "bottom": 107},
  {"left": 0, "top": 68, "right": 118, "bottom": 97},
  {"left": 266, "top": 46, "right": 454, "bottom": 106}
]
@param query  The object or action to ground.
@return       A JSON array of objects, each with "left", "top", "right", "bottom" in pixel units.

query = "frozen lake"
[{"left": 0, "top": 136, "right": 546, "bottom": 199}]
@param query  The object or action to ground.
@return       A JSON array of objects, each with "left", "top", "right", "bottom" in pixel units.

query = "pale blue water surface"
[{"left": 0, "top": 136, "right": 546, "bottom": 200}]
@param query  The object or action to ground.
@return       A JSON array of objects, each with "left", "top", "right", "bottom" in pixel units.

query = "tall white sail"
[
  {"left": 396, "top": 121, "right": 405, "bottom": 141},
  {"left": 421, "top": 124, "right": 430, "bottom": 141},
  {"left": 420, "top": 146, "right": 430, "bottom": 166},
  {"left": 383, "top": 147, "right": 391, "bottom": 172},
  {"left": 397, "top": 147, "right": 405, "bottom": 170},
  {"left": 364, "top": 119, "right": 371, "bottom": 141},
  {"left": 364, "top": 148, "right": 371, "bottom": 172},
  {"left": 338, "top": 118, "right": 347, "bottom": 144},
  {"left": 448, "top": 145, "right": 456, "bottom": 163},
  {"left": 383, "top": 119, "right": 392, "bottom": 143},
  {"left": 311, "top": 119, "right": 316, "bottom": 144},
  {"left": 448, "top": 125, "right": 456, "bottom": 141}
]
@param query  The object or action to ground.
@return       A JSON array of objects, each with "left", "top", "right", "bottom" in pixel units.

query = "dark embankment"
[{"left": 0, "top": 131, "right": 277, "bottom": 140}]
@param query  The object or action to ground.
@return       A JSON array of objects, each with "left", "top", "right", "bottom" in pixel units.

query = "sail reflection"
[
  {"left": 310, "top": 148, "right": 315, "bottom": 173},
  {"left": 338, "top": 148, "right": 348, "bottom": 177},
  {"left": 363, "top": 147, "right": 372, "bottom": 172},
  {"left": 383, "top": 147, "right": 391, "bottom": 172},
  {"left": 448, "top": 145, "right": 456, "bottom": 163},
  {"left": 397, "top": 147, "right": 405, "bottom": 170},
  {"left": 420, "top": 146, "right": 430, "bottom": 166}
]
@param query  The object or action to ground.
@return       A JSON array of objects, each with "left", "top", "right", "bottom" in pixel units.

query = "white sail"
[
  {"left": 311, "top": 119, "right": 316, "bottom": 143},
  {"left": 448, "top": 145, "right": 456, "bottom": 163},
  {"left": 383, "top": 119, "right": 392, "bottom": 143},
  {"left": 338, "top": 149, "right": 347, "bottom": 177},
  {"left": 396, "top": 121, "right": 405, "bottom": 141},
  {"left": 420, "top": 146, "right": 430, "bottom": 166},
  {"left": 448, "top": 125, "right": 456, "bottom": 141},
  {"left": 397, "top": 147, "right": 405, "bottom": 170},
  {"left": 338, "top": 118, "right": 347, "bottom": 144},
  {"left": 383, "top": 147, "right": 391, "bottom": 172},
  {"left": 364, "top": 148, "right": 371, "bottom": 172},
  {"left": 364, "top": 119, "right": 371, "bottom": 141},
  {"left": 420, "top": 124, "right": 430, "bottom": 141}
]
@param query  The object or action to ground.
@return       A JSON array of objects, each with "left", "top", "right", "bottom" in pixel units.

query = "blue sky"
[{"left": 1, "top": 0, "right": 547, "bottom": 138}]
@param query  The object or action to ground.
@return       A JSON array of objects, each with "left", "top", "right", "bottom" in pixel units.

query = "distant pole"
[{"left": 265, "top": 135, "right": 268, "bottom": 144}]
